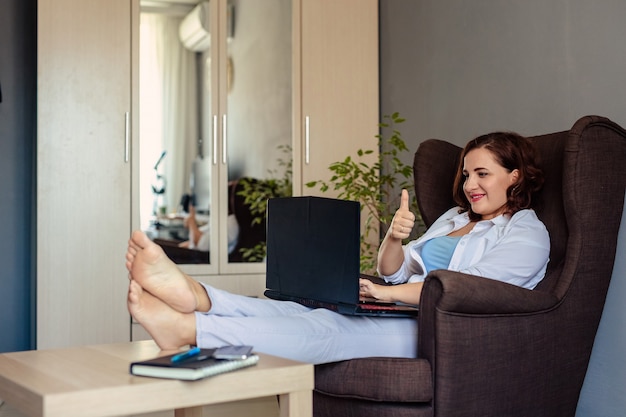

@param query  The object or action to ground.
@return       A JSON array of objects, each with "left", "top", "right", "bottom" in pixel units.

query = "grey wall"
[
  {"left": 380, "top": 0, "right": 626, "bottom": 146},
  {"left": 379, "top": 1, "right": 626, "bottom": 415},
  {"left": 0, "top": 0, "right": 36, "bottom": 352}
]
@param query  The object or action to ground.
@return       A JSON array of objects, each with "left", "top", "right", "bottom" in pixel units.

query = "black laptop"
[{"left": 264, "top": 196, "right": 419, "bottom": 317}]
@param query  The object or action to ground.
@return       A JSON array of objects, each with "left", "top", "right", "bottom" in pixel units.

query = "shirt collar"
[
  {"left": 451, "top": 210, "right": 470, "bottom": 228},
  {"left": 451, "top": 208, "right": 511, "bottom": 230}
]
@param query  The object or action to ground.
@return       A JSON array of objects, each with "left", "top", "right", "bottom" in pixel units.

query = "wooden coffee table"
[{"left": 0, "top": 340, "right": 313, "bottom": 417}]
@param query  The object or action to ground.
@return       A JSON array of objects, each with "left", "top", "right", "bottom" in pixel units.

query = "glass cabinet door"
[
  {"left": 139, "top": 0, "right": 292, "bottom": 274},
  {"left": 219, "top": 0, "right": 292, "bottom": 273}
]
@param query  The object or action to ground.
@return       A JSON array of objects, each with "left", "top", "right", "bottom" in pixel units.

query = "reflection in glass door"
[
  {"left": 139, "top": 8, "right": 205, "bottom": 265},
  {"left": 139, "top": 0, "right": 292, "bottom": 272},
  {"left": 220, "top": 0, "right": 292, "bottom": 269}
]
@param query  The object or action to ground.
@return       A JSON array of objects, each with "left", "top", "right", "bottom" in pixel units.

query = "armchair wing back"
[{"left": 314, "top": 115, "right": 626, "bottom": 417}]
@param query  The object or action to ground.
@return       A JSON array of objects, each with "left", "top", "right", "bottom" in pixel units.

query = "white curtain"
[{"left": 140, "top": 13, "right": 197, "bottom": 225}]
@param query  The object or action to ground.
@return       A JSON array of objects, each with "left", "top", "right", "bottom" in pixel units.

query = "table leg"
[
  {"left": 279, "top": 390, "right": 313, "bottom": 417},
  {"left": 175, "top": 406, "right": 203, "bottom": 417}
]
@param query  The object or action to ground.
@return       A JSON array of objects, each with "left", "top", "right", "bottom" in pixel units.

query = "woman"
[{"left": 126, "top": 131, "right": 549, "bottom": 364}]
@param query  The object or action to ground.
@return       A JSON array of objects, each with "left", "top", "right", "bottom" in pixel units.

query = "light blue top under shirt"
[{"left": 421, "top": 236, "right": 461, "bottom": 273}]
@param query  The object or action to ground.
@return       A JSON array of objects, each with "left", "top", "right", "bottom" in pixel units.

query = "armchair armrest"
[
  {"left": 421, "top": 269, "right": 559, "bottom": 315},
  {"left": 416, "top": 270, "right": 565, "bottom": 416}
]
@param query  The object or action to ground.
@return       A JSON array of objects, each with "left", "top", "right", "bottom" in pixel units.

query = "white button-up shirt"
[{"left": 381, "top": 207, "right": 550, "bottom": 290}]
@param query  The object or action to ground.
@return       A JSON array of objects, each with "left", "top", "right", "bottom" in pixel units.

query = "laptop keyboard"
[{"left": 359, "top": 303, "right": 403, "bottom": 311}]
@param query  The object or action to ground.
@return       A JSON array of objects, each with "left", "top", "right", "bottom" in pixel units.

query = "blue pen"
[{"left": 171, "top": 346, "right": 201, "bottom": 364}]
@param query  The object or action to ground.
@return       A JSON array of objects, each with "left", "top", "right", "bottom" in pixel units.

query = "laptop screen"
[{"left": 266, "top": 196, "right": 361, "bottom": 304}]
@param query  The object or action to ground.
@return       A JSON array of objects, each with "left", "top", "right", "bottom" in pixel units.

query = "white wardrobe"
[{"left": 37, "top": 0, "right": 378, "bottom": 348}]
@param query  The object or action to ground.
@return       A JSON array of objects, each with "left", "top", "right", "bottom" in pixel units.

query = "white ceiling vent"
[{"left": 179, "top": 2, "right": 210, "bottom": 52}]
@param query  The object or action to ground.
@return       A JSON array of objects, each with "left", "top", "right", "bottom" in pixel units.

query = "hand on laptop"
[
  {"left": 360, "top": 278, "right": 423, "bottom": 306},
  {"left": 359, "top": 278, "right": 392, "bottom": 302}
]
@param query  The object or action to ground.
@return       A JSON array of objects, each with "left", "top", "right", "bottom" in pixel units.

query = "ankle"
[
  {"left": 191, "top": 280, "right": 211, "bottom": 312},
  {"left": 179, "top": 313, "right": 198, "bottom": 346}
]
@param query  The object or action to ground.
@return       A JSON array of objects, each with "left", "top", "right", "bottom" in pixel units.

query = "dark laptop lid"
[{"left": 266, "top": 196, "right": 361, "bottom": 305}]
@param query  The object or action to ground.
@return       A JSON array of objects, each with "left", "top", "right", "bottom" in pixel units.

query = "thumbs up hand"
[{"left": 389, "top": 189, "right": 415, "bottom": 240}]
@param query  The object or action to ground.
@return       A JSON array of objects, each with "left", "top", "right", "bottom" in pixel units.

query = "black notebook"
[
  {"left": 129, "top": 348, "right": 259, "bottom": 381},
  {"left": 264, "top": 196, "right": 419, "bottom": 318}
]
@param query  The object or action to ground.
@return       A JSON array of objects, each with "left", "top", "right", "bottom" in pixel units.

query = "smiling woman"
[{"left": 376, "top": 131, "right": 548, "bottom": 291}]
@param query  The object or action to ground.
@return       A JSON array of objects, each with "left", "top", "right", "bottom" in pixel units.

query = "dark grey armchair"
[{"left": 314, "top": 115, "right": 626, "bottom": 417}]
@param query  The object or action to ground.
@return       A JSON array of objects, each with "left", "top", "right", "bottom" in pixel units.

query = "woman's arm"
[
  {"left": 377, "top": 189, "right": 415, "bottom": 276},
  {"left": 359, "top": 279, "right": 423, "bottom": 305}
]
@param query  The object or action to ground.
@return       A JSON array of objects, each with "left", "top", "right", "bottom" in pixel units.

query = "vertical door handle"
[
  {"left": 305, "top": 116, "right": 310, "bottom": 164},
  {"left": 124, "top": 112, "right": 130, "bottom": 163},
  {"left": 212, "top": 115, "right": 218, "bottom": 165}
]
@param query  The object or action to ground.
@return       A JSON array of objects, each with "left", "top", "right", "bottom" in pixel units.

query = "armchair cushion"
[{"left": 315, "top": 357, "right": 432, "bottom": 403}]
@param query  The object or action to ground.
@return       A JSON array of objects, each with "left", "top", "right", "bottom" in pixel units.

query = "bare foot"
[
  {"left": 126, "top": 230, "right": 211, "bottom": 313},
  {"left": 127, "top": 280, "right": 196, "bottom": 350}
]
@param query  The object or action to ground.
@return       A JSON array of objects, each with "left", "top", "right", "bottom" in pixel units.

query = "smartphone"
[{"left": 213, "top": 345, "right": 254, "bottom": 360}]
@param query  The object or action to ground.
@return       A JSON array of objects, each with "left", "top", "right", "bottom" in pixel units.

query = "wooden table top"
[{"left": 0, "top": 340, "right": 313, "bottom": 417}]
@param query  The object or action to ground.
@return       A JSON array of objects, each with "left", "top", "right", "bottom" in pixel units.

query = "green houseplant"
[{"left": 305, "top": 112, "right": 424, "bottom": 274}]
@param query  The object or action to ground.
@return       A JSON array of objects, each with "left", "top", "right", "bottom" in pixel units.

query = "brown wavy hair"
[{"left": 452, "top": 131, "right": 544, "bottom": 221}]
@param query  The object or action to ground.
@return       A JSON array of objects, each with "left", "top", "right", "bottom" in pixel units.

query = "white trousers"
[{"left": 194, "top": 284, "right": 419, "bottom": 364}]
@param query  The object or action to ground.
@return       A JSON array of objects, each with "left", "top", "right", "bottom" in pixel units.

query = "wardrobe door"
[
  {"left": 296, "top": 0, "right": 379, "bottom": 196},
  {"left": 218, "top": 0, "right": 293, "bottom": 274},
  {"left": 37, "top": 0, "right": 135, "bottom": 348}
]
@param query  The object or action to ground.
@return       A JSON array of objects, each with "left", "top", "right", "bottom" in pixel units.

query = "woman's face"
[{"left": 462, "top": 147, "right": 519, "bottom": 220}]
